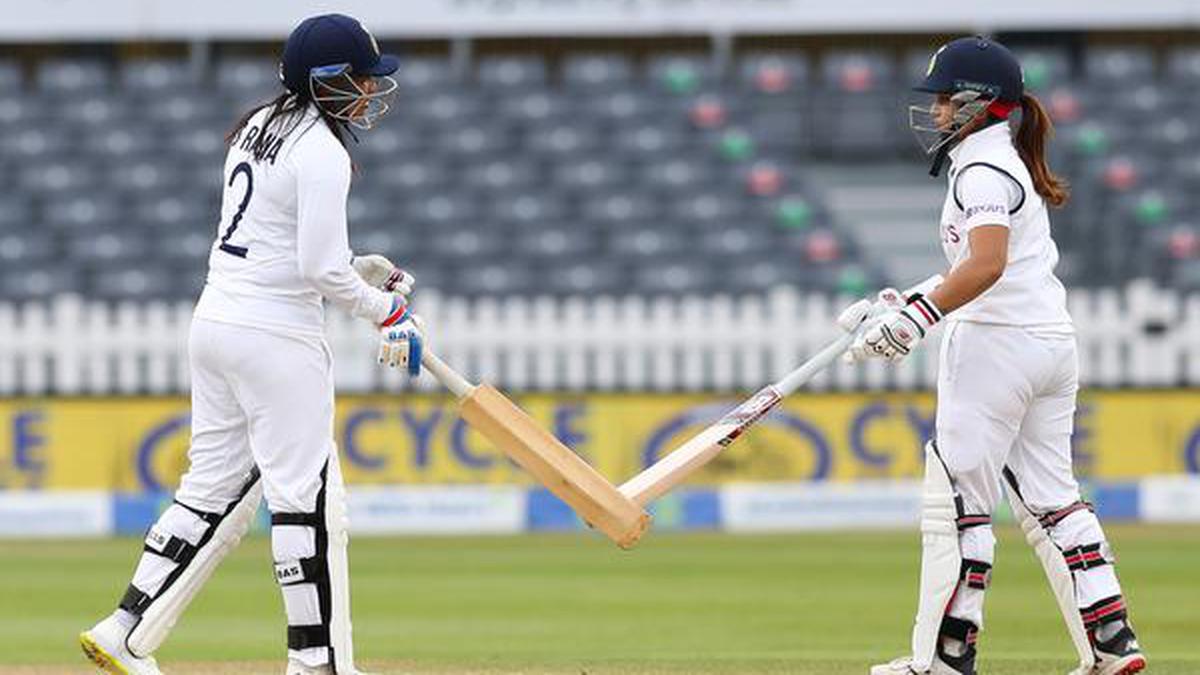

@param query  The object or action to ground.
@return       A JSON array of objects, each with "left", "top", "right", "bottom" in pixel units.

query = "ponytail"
[{"left": 1015, "top": 93, "right": 1070, "bottom": 208}]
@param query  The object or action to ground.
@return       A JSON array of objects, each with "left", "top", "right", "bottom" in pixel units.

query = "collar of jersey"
[{"left": 948, "top": 121, "right": 1012, "bottom": 166}]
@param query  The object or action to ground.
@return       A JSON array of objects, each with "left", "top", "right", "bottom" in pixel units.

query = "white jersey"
[
  {"left": 194, "top": 104, "right": 393, "bottom": 337},
  {"left": 939, "top": 123, "right": 1073, "bottom": 332}
]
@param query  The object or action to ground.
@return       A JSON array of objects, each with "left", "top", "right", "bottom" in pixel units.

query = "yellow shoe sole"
[{"left": 79, "top": 631, "right": 130, "bottom": 675}]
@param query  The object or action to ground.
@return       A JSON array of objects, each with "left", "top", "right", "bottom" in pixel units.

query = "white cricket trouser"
[
  {"left": 120, "top": 317, "right": 356, "bottom": 670},
  {"left": 178, "top": 317, "right": 337, "bottom": 514},
  {"left": 936, "top": 321, "right": 1080, "bottom": 514},
  {"left": 935, "top": 320, "right": 1124, "bottom": 636}
]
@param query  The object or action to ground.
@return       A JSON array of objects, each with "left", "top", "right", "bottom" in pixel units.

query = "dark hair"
[
  {"left": 1015, "top": 93, "right": 1070, "bottom": 208},
  {"left": 225, "top": 91, "right": 348, "bottom": 161}
]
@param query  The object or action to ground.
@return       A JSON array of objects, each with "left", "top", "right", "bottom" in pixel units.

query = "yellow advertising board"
[{"left": 0, "top": 390, "right": 1197, "bottom": 491}]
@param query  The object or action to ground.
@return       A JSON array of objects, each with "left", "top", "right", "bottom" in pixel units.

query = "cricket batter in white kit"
[
  {"left": 80, "top": 14, "right": 423, "bottom": 675},
  {"left": 844, "top": 37, "right": 1146, "bottom": 675}
]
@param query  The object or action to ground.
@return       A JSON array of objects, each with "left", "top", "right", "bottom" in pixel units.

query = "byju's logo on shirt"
[{"left": 965, "top": 203, "right": 1007, "bottom": 218}]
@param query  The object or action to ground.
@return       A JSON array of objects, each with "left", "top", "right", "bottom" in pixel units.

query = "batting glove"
[
  {"left": 352, "top": 253, "right": 415, "bottom": 296},
  {"left": 378, "top": 298, "right": 424, "bottom": 376},
  {"left": 852, "top": 292, "right": 943, "bottom": 363}
]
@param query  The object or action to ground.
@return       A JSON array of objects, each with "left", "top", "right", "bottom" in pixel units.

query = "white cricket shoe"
[
  {"left": 286, "top": 660, "right": 378, "bottom": 675},
  {"left": 286, "top": 661, "right": 332, "bottom": 675},
  {"left": 869, "top": 655, "right": 969, "bottom": 675},
  {"left": 79, "top": 615, "right": 163, "bottom": 675}
]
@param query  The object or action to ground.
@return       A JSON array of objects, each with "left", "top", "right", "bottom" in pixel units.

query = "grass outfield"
[{"left": 1, "top": 526, "right": 1195, "bottom": 674}]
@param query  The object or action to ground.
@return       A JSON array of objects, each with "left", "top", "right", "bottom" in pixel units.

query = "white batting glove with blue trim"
[{"left": 377, "top": 299, "right": 425, "bottom": 376}]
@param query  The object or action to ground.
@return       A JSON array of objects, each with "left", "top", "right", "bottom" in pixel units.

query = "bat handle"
[
  {"left": 421, "top": 349, "right": 475, "bottom": 399},
  {"left": 773, "top": 331, "right": 856, "bottom": 396}
]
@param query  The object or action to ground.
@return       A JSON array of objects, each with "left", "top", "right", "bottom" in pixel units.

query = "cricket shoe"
[
  {"left": 79, "top": 615, "right": 163, "bottom": 675},
  {"left": 869, "top": 653, "right": 974, "bottom": 675},
  {"left": 286, "top": 660, "right": 378, "bottom": 675},
  {"left": 1086, "top": 621, "right": 1146, "bottom": 675}
]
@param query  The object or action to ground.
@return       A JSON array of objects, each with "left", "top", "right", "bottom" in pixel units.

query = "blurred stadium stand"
[{"left": 1, "top": 39, "right": 1200, "bottom": 307}]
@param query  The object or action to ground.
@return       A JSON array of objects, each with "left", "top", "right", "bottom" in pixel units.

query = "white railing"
[{"left": 1, "top": 281, "right": 1198, "bottom": 395}]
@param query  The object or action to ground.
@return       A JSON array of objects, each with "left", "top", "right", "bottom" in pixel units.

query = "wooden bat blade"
[
  {"left": 459, "top": 384, "right": 650, "bottom": 549},
  {"left": 619, "top": 385, "right": 783, "bottom": 506}
]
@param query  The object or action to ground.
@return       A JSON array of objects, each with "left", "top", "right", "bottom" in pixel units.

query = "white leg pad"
[
  {"left": 1003, "top": 469, "right": 1095, "bottom": 673},
  {"left": 126, "top": 474, "right": 263, "bottom": 657},
  {"left": 273, "top": 458, "right": 356, "bottom": 674},
  {"left": 910, "top": 442, "right": 962, "bottom": 672}
]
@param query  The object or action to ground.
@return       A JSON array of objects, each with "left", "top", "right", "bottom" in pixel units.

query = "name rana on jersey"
[{"left": 229, "top": 124, "right": 286, "bottom": 165}]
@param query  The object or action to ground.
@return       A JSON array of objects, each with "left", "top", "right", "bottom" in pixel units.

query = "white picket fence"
[{"left": 1, "top": 281, "right": 1198, "bottom": 395}]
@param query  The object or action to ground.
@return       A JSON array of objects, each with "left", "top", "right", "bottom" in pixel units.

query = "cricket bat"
[
  {"left": 421, "top": 349, "right": 651, "bottom": 549},
  {"left": 618, "top": 273, "right": 945, "bottom": 506}
]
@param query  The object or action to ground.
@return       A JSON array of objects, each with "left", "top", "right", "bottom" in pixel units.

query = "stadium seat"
[
  {"left": 437, "top": 122, "right": 514, "bottom": 157},
  {"left": 476, "top": 55, "right": 547, "bottom": 90},
  {"left": 215, "top": 57, "right": 278, "bottom": 93},
  {"left": 638, "top": 156, "right": 717, "bottom": 193},
  {"left": 544, "top": 259, "right": 628, "bottom": 295},
  {"left": 645, "top": 53, "right": 717, "bottom": 95},
  {"left": 633, "top": 257, "right": 712, "bottom": 294},
  {"left": 495, "top": 90, "right": 572, "bottom": 127},
  {"left": 552, "top": 158, "right": 630, "bottom": 193},
  {"left": 697, "top": 225, "right": 775, "bottom": 257},
  {"left": 163, "top": 125, "right": 228, "bottom": 163},
  {"left": 2, "top": 127, "right": 74, "bottom": 160},
  {"left": 37, "top": 58, "right": 112, "bottom": 93},
  {"left": 66, "top": 230, "right": 149, "bottom": 267},
  {"left": 17, "top": 159, "right": 97, "bottom": 195},
  {"left": 453, "top": 261, "right": 537, "bottom": 296},
  {"left": 43, "top": 195, "right": 124, "bottom": 233},
  {"left": 0, "top": 231, "right": 56, "bottom": 266},
  {"left": 392, "top": 57, "right": 459, "bottom": 91},
  {"left": 0, "top": 265, "right": 83, "bottom": 300},
  {"left": 1084, "top": 46, "right": 1156, "bottom": 85},
  {"left": 611, "top": 120, "right": 689, "bottom": 158},
  {"left": 515, "top": 226, "right": 602, "bottom": 260},
  {"left": 580, "top": 192, "right": 661, "bottom": 228},
  {"left": 82, "top": 122, "right": 158, "bottom": 159},
  {"left": 0, "top": 61, "right": 22, "bottom": 90},
  {"left": 401, "top": 191, "right": 482, "bottom": 228},
  {"left": 1013, "top": 47, "right": 1073, "bottom": 91},
  {"left": 144, "top": 92, "right": 226, "bottom": 125},
  {"left": 1165, "top": 47, "right": 1200, "bottom": 85},
  {"left": 408, "top": 90, "right": 483, "bottom": 125},
  {"left": 561, "top": 53, "right": 634, "bottom": 90},
  {"left": 820, "top": 50, "right": 896, "bottom": 93},
  {"left": 151, "top": 228, "right": 214, "bottom": 263},
  {"left": 0, "top": 96, "right": 41, "bottom": 129},
  {"left": 91, "top": 266, "right": 176, "bottom": 301},
  {"left": 0, "top": 196, "right": 34, "bottom": 234},
  {"left": 370, "top": 157, "right": 450, "bottom": 194},
  {"left": 524, "top": 121, "right": 603, "bottom": 158},
  {"left": 489, "top": 192, "right": 570, "bottom": 226},
  {"left": 462, "top": 158, "right": 541, "bottom": 193},
  {"left": 609, "top": 229, "right": 688, "bottom": 259},
  {"left": 119, "top": 59, "right": 196, "bottom": 93},
  {"left": 667, "top": 191, "right": 747, "bottom": 229},
  {"left": 737, "top": 52, "right": 810, "bottom": 95}
]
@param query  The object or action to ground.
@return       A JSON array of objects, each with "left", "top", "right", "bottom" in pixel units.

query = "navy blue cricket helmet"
[
  {"left": 279, "top": 14, "right": 400, "bottom": 129},
  {"left": 910, "top": 36, "right": 1025, "bottom": 174},
  {"left": 916, "top": 35, "right": 1024, "bottom": 103}
]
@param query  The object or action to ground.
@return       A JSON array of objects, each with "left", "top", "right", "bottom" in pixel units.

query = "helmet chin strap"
[{"left": 928, "top": 132, "right": 952, "bottom": 177}]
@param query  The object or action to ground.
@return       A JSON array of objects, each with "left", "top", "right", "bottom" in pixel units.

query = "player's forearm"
[
  {"left": 928, "top": 254, "right": 1004, "bottom": 315},
  {"left": 298, "top": 254, "right": 393, "bottom": 323}
]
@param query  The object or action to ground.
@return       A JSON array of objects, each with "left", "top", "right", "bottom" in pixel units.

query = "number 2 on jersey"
[{"left": 219, "top": 162, "right": 254, "bottom": 258}]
